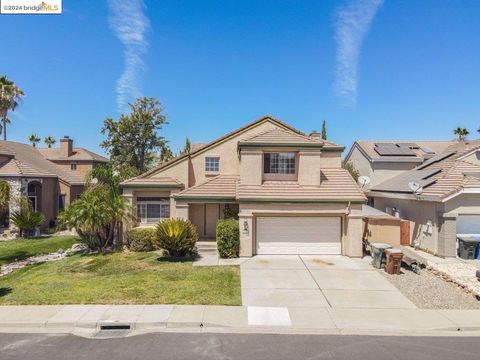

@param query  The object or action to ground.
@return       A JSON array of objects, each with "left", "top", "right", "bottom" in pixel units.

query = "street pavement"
[{"left": 1, "top": 332, "right": 480, "bottom": 360}]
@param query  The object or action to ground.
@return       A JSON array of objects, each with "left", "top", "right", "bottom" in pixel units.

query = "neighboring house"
[
  {"left": 38, "top": 136, "right": 108, "bottom": 178},
  {"left": 367, "top": 140, "right": 480, "bottom": 257},
  {"left": 345, "top": 141, "right": 455, "bottom": 190},
  {"left": 0, "top": 138, "right": 107, "bottom": 229},
  {"left": 121, "top": 115, "right": 366, "bottom": 257}
]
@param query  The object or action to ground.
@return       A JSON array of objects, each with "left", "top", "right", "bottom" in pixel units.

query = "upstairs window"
[
  {"left": 70, "top": 163, "right": 77, "bottom": 171},
  {"left": 264, "top": 152, "right": 296, "bottom": 174},
  {"left": 205, "top": 157, "right": 220, "bottom": 172}
]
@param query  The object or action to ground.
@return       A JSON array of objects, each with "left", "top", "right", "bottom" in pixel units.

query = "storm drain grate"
[{"left": 94, "top": 324, "right": 132, "bottom": 339}]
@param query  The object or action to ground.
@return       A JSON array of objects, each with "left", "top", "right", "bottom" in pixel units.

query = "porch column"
[
  {"left": 238, "top": 213, "right": 253, "bottom": 257},
  {"left": 344, "top": 206, "right": 363, "bottom": 257},
  {"left": 437, "top": 214, "right": 457, "bottom": 257},
  {"left": 176, "top": 202, "right": 189, "bottom": 220}
]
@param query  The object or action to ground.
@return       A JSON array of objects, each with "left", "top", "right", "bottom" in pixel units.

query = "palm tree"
[
  {"left": 44, "top": 136, "right": 56, "bottom": 148},
  {"left": 453, "top": 127, "right": 469, "bottom": 141},
  {"left": 28, "top": 134, "right": 41, "bottom": 147},
  {"left": 0, "top": 76, "right": 25, "bottom": 141},
  {"left": 0, "top": 117, "right": 10, "bottom": 139}
]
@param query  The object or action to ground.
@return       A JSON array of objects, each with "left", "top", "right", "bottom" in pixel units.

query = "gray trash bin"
[
  {"left": 457, "top": 236, "right": 480, "bottom": 260},
  {"left": 370, "top": 243, "right": 393, "bottom": 269}
]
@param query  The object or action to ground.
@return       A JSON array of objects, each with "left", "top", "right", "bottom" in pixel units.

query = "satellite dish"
[
  {"left": 358, "top": 176, "right": 371, "bottom": 188},
  {"left": 408, "top": 181, "right": 423, "bottom": 194}
]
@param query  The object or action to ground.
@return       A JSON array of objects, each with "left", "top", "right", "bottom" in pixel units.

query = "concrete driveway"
[{"left": 241, "top": 255, "right": 416, "bottom": 309}]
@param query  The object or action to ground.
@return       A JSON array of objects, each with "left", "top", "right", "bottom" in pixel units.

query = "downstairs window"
[{"left": 137, "top": 197, "right": 170, "bottom": 224}]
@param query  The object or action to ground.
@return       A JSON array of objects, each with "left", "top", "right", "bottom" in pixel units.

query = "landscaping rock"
[
  {"left": 0, "top": 251, "right": 67, "bottom": 277},
  {"left": 379, "top": 267, "right": 480, "bottom": 309}
]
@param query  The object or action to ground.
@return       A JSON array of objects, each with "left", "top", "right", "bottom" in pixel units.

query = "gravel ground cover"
[{"left": 379, "top": 267, "right": 480, "bottom": 309}]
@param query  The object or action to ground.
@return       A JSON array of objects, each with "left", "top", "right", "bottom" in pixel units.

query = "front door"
[{"left": 204, "top": 203, "right": 220, "bottom": 238}]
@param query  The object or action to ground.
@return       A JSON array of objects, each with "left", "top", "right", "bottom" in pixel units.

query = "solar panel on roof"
[
  {"left": 421, "top": 146, "right": 435, "bottom": 154},
  {"left": 374, "top": 144, "right": 416, "bottom": 156},
  {"left": 417, "top": 151, "right": 456, "bottom": 169},
  {"left": 399, "top": 143, "right": 420, "bottom": 149}
]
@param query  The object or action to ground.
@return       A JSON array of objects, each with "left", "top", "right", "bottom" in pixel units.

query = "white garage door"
[{"left": 256, "top": 216, "right": 342, "bottom": 255}]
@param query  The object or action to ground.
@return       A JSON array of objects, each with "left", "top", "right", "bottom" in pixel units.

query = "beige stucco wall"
[
  {"left": 320, "top": 151, "right": 342, "bottom": 168},
  {"left": 298, "top": 150, "right": 321, "bottom": 185},
  {"left": 363, "top": 218, "right": 401, "bottom": 246},
  {"left": 188, "top": 121, "right": 279, "bottom": 186},
  {"left": 238, "top": 202, "right": 361, "bottom": 257},
  {"left": 444, "top": 193, "right": 480, "bottom": 215},
  {"left": 151, "top": 158, "right": 190, "bottom": 187},
  {"left": 51, "top": 160, "right": 98, "bottom": 179},
  {"left": 240, "top": 149, "right": 263, "bottom": 185},
  {"left": 371, "top": 162, "right": 419, "bottom": 187},
  {"left": 373, "top": 196, "right": 442, "bottom": 255},
  {"left": 345, "top": 146, "right": 373, "bottom": 186}
]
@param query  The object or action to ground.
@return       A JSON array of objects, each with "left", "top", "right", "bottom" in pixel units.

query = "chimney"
[
  {"left": 60, "top": 136, "right": 73, "bottom": 157},
  {"left": 309, "top": 131, "right": 321, "bottom": 140}
]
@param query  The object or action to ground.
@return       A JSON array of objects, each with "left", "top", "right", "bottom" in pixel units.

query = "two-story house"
[
  {"left": 0, "top": 137, "right": 107, "bottom": 231},
  {"left": 38, "top": 136, "right": 108, "bottom": 178},
  {"left": 121, "top": 116, "right": 366, "bottom": 257}
]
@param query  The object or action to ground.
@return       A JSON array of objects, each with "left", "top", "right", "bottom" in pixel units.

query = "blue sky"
[{"left": 1, "top": 0, "right": 479, "bottom": 156}]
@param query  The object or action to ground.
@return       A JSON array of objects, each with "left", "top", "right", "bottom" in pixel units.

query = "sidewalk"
[{"left": 0, "top": 305, "right": 479, "bottom": 336}]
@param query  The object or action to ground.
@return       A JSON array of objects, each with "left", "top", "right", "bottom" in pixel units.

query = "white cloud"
[
  {"left": 334, "top": 0, "right": 383, "bottom": 106},
  {"left": 108, "top": 0, "right": 150, "bottom": 112}
]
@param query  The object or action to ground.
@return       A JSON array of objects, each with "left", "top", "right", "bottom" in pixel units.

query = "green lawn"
[
  {"left": 0, "top": 235, "right": 79, "bottom": 266},
  {"left": 0, "top": 252, "right": 241, "bottom": 305}
]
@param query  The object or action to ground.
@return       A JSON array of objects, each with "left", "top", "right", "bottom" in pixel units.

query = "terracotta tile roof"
[
  {"left": 239, "top": 128, "right": 343, "bottom": 149},
  {"left": 38, "top": 147, "right": 108, "bottom": 162},
  {"left": 236, "top": 169, "right": 366, "bottom": 202},
  {"left": 352, "top": 140, "right": 455, "bottom": 162},
  {"left": 121, "top": 177, "right": 184, "bottom": 188},
  {"left": 0, "top": 141, "right": 85, "bottom": 185},
  {"left": 369, "top": 140, "right": 480, "bottom": 200},
  {"left": 174, "top": 175, "right": 238, "bottom": 200}
]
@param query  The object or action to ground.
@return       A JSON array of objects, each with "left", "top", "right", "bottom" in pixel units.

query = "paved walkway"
[{"left": 241, "top": 255, "right": 416, "bottom": 309}]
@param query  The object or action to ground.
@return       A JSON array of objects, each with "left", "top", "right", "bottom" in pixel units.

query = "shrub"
[
  {"left": 216, "top": 218, "right": 239, "bottom": 258},
  {"left": 128, "top": 227, "right": 155, "bottom": 252},
  {"left": 10, "top": 209, "right": 45, "bottom": 237},
  {"left": 154, "top": 218, "right": 198, "bottom": 257}
]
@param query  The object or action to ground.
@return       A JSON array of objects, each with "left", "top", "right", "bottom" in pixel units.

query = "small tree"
[
  {"left": 321, "top": 120, "right": 327, "bottom": 140},
  {"left": 59, "top": 165, "right": 132, "bottom": 251},
  {"left": 29, "top": 134, "right": 41, "bottom": 147},
  {"left": 453, "top": 127, "right": 469, "bottom": 141},
  {"left": 44, "top": 136, "right": 56, "bottom": 148},
  {"left": 182, "top": 137, "right": 191, "bottom": 154},
  {"left": 343, "top": 161, "right": 360, "bottom": 182}
]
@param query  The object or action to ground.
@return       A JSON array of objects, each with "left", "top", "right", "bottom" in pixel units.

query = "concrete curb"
[{"left": 0, "top": 305, "right": 479, "bottom": 337}]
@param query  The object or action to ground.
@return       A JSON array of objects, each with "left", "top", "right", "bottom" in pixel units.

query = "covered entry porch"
[{"left": 179, "top": 201, "right": 239, "bottom": 240}]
